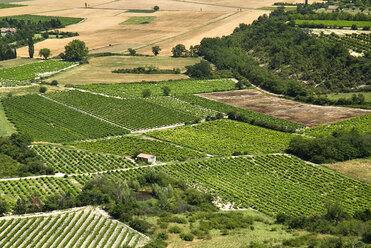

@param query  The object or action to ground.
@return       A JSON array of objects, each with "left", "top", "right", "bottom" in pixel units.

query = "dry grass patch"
[
  {"left": 198, "top": 89, "right": 371, "bottom": 127},
  {"left": 46, "top": 56, "right": 200, "bottom": 85},
  {"left": 325, "top": 157, "right": 371, "bottom": 184}
]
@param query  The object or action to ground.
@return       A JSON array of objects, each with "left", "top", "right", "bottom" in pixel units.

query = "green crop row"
[
  {"left": 73, "top": 135, "right": 206, "bottom": 162},
  {"left": 73, "top": 79, "right": 237, "bottom": 98},
  {"left": 176, "top": 94, "right": 304, "bottom": 132},
  {"left": 148, "top": 119, "right": 294, "bottom": 156},
  {"left": 0, "top": 209, "right": 147, "bottom": 248},
  {"left": 2, "top": 94, "right": 128, "bottom": 142},
  {"left": 0, "top": 176, "right": 80, "bottom": 204},
  {"left": 32, "top": 144, "right": 136, "bottom": 174},
  {"left": 301, "top": 113, "right": 371, "bottom": 137},
  {"left": 162, "top": 155, "right": 371, "bottom": 216},
  {"left": 0, "top": 60, "right": 76, "bottom": 81},
  {"left": 47, "top": 90, "right": 201, "bottom": 130}
]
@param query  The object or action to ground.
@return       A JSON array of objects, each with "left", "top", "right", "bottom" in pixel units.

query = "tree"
[
  {"left": 63, "top": 39, "right": 89, "bottom": 61},
  {"left": 28, "top": 39, "right": 34, "bottom": 59},
  {"left": 0, "top": 198, "right": 8, "bottom": 216},
  {"left": 162, "top": 86, "right": 171, "bottom": 96},
  {"left": 152, "top": 46, "right": 161, "bottom": 56},
  {"left": 39, "top": 48, "right": 51, "bottom": 60},
  {"left": 172, "top": 44, "right": 187, "bottom": 57},
  {"left": 185, "top": 60, "right": 212, "bottom": 78},
  {"left": 189, "top": 45, "right": 199, "bottom": 57},
  {"left": 142, "top": 89, "right": 152, "bottom": 98},
  {"left": 154, "top": 5, "right": 160, "bottom": 11},
  {"left": 39, "top": 86, "right": 47, "bottom": 93},
  {"left": 128, "top": 48, "right": 136, "bottom": 56}
]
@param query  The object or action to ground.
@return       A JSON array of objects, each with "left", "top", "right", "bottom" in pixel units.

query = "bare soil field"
[
  {"left": 46, "top": 56, "right": 199, "bottom": 85},
  {"left": 198, "top": 89, "right": 371, "bottom": 127}
]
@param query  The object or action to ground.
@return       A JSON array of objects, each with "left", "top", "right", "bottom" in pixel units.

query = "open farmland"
[
  {"left": 46, "top": 56, "right": 199, "bottom": 85},
  {"left": 0, "top": 14, "right": 82, "bottom": 26},
  {"left": 0, "top": 176, "right": 79, "bottom": 204},
  {"left": 32, "top": 144, "right": 136, "bottom": 174},
  {"left": 47, "top": 90, "right": 204, "bottom": 130},
  {"left": 0, "top": 207, "right": 148, "bottom": 248},
  {"left": 2, "top": 94, "right": 128, "bottom": 142},
  {"left": 0, "top": 60, "right": 76, "bottom": 81},
  {"left": 73, "top": 135, "right": 206, "bottom": 162},
  {"left": 148, "top": 119, "right": 294, "bottom": 155},
  {"left": 1, "top": 0, "right": 273, "bottom": 58},
  {"left": 198, "top": 89, "right": 371, "bottom": 127},
  {"left": 69, "top": 154, "right": 371, "bottom": 217},
  {"left": 161, "top": 155, "right": 371, "bottom": 216},
  {"left": 177, "top": 94, "right": 304, "bottom": 132},
  {"left": 301, "top": 114, "right": 371, "bottom": 137},
  {"left": 75, "top": 78, "right": 237, "bottom": 97}
]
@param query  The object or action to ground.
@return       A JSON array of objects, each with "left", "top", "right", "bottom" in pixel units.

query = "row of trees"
[
  {"left": 26, "top": 39, "right": 88, "bottom": 61},
  {"left": 287, "top": 129, "right": 371, "bottom": 163}
]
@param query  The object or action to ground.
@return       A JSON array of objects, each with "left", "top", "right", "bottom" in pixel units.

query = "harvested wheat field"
[
  {"left": 1, "top": 0, "right": 286, "bottom": 58},
  {"left": 198, "top": 89, "right": 371, "bottom": 127},
  {"left": 46, "top": 56, "right": 200, "bottom": 85}
]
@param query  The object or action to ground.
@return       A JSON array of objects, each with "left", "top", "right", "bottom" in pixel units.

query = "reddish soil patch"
[{"left": 198, "top": 89, "right": 371, "bottom": 127}]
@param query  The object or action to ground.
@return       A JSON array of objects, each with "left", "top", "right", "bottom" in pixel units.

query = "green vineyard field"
[
  {"left": 0, "top": 60, "right": 76, "bottom": 81},
  {"left": 302, "top": 114, "right": 371, "bottom": 137},
  {"left": 2, "top": 95, "right": 128, "bottom": 142},
  {"left": 47, "top": 91, "right": 201, "bottom": 130},
  {"left": 0, "top": 176, "right": 79, "bottom": 204},
  {"left": 73, "top": 79, "right": 237, "bottom": 98},
  {"left": 32, "top": 145, "right": 136, "bottom": 174},
  {"left": 162, "top": 155, "right": 371, "bottom": 216},
  {"left": 73, "top": 135, "right": 206, "bottom": 162},
  {"left": 0, "top": 208, "right": 148, "bottom": 248},
  {"left": 148, "top": 119, "right": 294, "bottom": 155}
]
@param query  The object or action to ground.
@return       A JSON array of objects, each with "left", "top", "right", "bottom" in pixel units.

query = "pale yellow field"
[
  {"left": 45, "top": 56, "right": 200, "bottom": 85},
  {"left": 1, "top": 0, "right": 289, "bottom": 58}
]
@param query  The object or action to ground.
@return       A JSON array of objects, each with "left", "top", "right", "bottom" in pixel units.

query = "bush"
[
  {"left": 154, "top": 6, "right": 160, "bottom": 11},
  {"left": 180, "top": 232, "right": 194, "bottom": 241},
  {"left": 128, "top": 48, "right": 136, "bottom": 56},
  {"left": 157, "top": 231, "right": 168, "bottom": 240},
  {"left": 351, "top": 24, "right": 358, "bottom": 30},
  {"left": 168, "top": 226, "right": 182, "bottom": 233},
  {"left": 39, "top": 86, "right": 47, "bottom": 93},
  {"left": 50, "top": 80, "right": 58, "bottom": 86}
]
